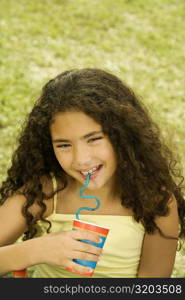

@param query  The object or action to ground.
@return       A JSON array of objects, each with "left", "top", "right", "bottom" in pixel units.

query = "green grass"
[{"left": 0, "top": 0, "right": 185, "bottom": 277}]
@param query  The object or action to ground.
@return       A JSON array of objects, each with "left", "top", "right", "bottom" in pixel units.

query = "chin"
[{"left": 87, "top": 179, "right": 108, "bottom": 191}]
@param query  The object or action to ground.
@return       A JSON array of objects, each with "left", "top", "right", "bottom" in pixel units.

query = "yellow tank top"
[{"left": 30, "top": 174, "right": 145, "bottom": 278}]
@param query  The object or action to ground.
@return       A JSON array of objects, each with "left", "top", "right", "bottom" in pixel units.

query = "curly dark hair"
[{"left": 0, "top": 68, "right": 185, "bottom": 243}]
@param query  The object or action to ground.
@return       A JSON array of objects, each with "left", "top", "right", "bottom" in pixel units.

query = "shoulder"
[
  {"left": 3, "top": 173, "right": 65, "bottom": 219},
  {"left": 0, "top": 191, "right": 28, "bottom": 245},
  {"left": 12, "top": 174, "right": 55, "bottom": 219},
  {"left": 154, "top": 193, "right": 179, "bottom": 237},
  {"left": 0, "top": 174, "right": 56, "bottom": 246},
  {"left": 137, "top": 194, "right": 179, "bottom": 277}
]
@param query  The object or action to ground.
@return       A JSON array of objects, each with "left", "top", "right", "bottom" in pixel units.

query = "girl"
[{"left": 0, "top": 68, "right": 184, "bottom": 278}]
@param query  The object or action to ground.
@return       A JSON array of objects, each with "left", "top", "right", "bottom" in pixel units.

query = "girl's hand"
[{"left": 37, "top": 230, "right": 102, "bottom": 274}]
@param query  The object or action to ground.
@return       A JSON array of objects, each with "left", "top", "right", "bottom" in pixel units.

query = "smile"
[
  {"left": 79, "top": 164, "right": 103, "bottom": 179},
  {"left": 80, "top": 165, "right": 100, "bottom": 175}
]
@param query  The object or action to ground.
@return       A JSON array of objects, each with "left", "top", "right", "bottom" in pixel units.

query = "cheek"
[
  {"left": 54, "top": 150, "right": 71, "bottom": 169},
  {"left": 96, "top": 144, "right": 117, "bottom": 170},
  {"left": 104, "top": 144, "right": 117, "bottom": 168}
]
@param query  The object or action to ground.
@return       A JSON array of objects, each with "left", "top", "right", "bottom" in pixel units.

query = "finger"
[
  {"left": 71, "top": 251, "right": 100, "bottom": 262},
  {"left": 74, "top": 240, "right": 103, "bottom": 256},
  {"left": 68, "top": 261, "right": 94, "bottom": 276},
  {"left": 72, "top": 229, "right": 101, "bottom": 244}
]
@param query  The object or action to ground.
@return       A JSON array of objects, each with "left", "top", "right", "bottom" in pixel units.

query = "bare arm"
[
  {"left": 0, "top": 181, "right": 102, "bottom": 276},
  {"left": 0, "top": 175, "right": 54, "bottom": 275},
  {"left": 137, "top": 194, "right": 179, "bottom": 277},
  {"left": 0, "top": 237, "right": 44, "bottom": 276},
  {"left": 0, "top": 192, "right": 39, "bottom": 276}
]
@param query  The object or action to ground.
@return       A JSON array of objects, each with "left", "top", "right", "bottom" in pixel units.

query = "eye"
[
  {"left": 88, "top": 136, "right": 103, "bottom": 143},
  {"left": 56, "top": 144, "right": 71, "bottom": 148}
]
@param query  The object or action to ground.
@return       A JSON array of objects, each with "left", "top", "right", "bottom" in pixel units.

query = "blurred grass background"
[{"left": 0, "top": 0, "right": 184, "bottom": 277}]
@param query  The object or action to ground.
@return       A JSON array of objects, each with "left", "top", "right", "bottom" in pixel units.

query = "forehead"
[{"left": 50, "top": 111, "right": 102, "bottom": 138}]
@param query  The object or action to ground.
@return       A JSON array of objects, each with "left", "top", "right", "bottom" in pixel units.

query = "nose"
[{"left": 72, "top": 144, "right": 92, "bottom": 168}]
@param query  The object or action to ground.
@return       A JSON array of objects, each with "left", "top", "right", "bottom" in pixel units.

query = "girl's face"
[{"left": 50, "top": 111, "right": 117, "bottom": 191}]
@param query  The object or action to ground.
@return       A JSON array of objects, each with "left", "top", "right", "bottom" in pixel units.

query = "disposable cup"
[
  {"left": 12, "top": 269, "right": 28, "bottom": 278},
  {"left": 66, "top": 219, "right": 109, "bottom": 276}
]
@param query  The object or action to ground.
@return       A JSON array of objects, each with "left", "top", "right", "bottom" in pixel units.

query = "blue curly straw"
[{"left": 75, "top": 172, "right": 101, "bottom": 219}]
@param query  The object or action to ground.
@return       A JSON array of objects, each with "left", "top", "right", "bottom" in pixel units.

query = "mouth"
[{"left": 78, "top": 164, "right": 103, "bottom": 180}]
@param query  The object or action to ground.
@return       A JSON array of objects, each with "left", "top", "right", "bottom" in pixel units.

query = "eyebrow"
[{"left": 52, "top": 131, "right": 103, "bottom": 143}]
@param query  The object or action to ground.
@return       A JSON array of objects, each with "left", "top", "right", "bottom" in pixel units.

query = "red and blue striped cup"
[{"left": 66, "top": 219, "right": 109, "bottom": 276}]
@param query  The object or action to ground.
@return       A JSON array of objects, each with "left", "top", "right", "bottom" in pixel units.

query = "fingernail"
[{"left": 87, "top": 268, "right": 93, "bottom": 273}]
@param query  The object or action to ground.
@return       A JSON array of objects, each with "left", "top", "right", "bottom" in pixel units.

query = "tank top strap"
[{"left": 50, "top": 173, "right": 58, "bottom": 214}]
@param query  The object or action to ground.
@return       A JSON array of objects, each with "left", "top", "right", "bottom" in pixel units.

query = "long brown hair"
[{"left": 0, "top": 68, "right": 185, "bottom": 243}]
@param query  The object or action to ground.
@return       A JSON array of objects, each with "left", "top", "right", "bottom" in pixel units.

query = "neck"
[{"left": 67, "top": 175, "right": 120, "bottom": 206}]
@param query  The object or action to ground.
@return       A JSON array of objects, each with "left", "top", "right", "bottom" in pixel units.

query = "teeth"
[{"left": 80, "top": 166, "right": 99, "bottom": 175}]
